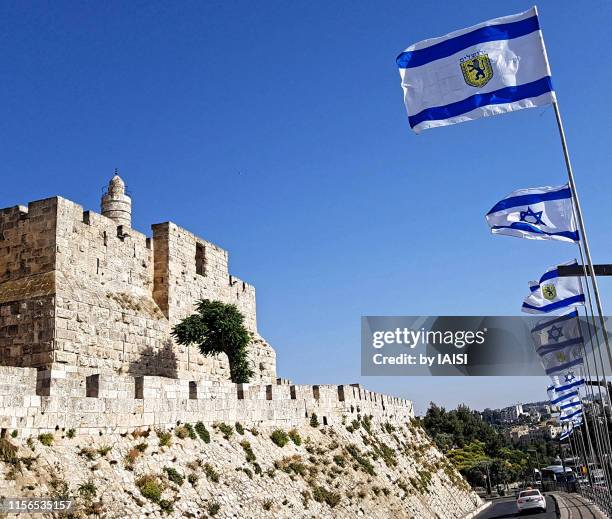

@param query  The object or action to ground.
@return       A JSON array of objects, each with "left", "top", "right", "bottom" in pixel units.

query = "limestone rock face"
[{"left": 0, "top": 420, "right": 482, "bottom": 519}]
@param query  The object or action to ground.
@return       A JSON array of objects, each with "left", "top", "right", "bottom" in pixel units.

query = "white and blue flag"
[
  {"left": 486, "top": 185, "right": 578, "bottom": 242},
  {"left": 559, "top": 422, "right": 574, "bottom": 440},
  {"left": 540, "top": 347, "right": 584, "bottom": 377},
  {"left": 558, "top": 395, "right": 582, "bottom": 414},
  {"left": 572, "top": 414, "right": 584, "bottom": 427},
  {"left": 522, "top": 260, "right": 585, "bottom": 314},
  {"left": 547, "top": 373, "right": 585, "bottom": 406},
  {"left": 553, "top": 372, "right": 586, "bottom": 393},
  {"left": 550, "top": 388, "right": 583, "bottom": 428},
  {"left": 560, "top": 406, "right": 583, "bottom": 423},
  {"left": 397, "top": 7, "right": 555, "bottom": 133},
  {"left": 532, "top": 310, "right": 582, "bottom": 355},
  {"left": 532, "top": 310, "right": 585, "bottom": 376}
]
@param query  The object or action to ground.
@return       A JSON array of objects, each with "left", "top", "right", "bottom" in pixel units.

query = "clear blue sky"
[{"left": 2, "top": 1, "right": 612, "bottom": 415}]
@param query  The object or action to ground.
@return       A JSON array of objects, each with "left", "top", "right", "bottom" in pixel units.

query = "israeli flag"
[
  {"left": 550, "top": 386, "right": 583, "bottom": 423},
  {"left": 559, "top": 395, "right": 582, "bottom": 413},
  {"left": 522, "top": 260, "right": 585, "bottom": 314},
  {"left": 551, "top": 372, "right": 586, "bottom": 392},
  {"left": 532, "top": 310, "right": 584, "bottom": 376},
  {"left": 397, "top": 7, "right": 555, "bottom": 133},
  {"left": 532, "top": 310, "right": 582, "bottom": 355},
  {"left": 486, "top": 185, "right": 578, "bottom": 242},
  {"left": 560, "top": 407, "right": 583, "bottom": 423},
  {"left": 547, "top": 373, "right": 585, "bottom": 406},
  {"left": 559, "top": 422, "right": 573, "bottom": 440},
  {"left": 540, "top": 347, "right": 584, "bottom": 376}
]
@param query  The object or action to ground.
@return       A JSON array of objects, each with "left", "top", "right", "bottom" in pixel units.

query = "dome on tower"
[
  {"left": 108, "top": 174, "right": 126, "bottom": 195},
  {"left": 101, "top": 171, "right": 132, "bottom": 227}
]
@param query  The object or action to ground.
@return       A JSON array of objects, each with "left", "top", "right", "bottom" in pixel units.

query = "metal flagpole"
[
  {"left": 553, "top": 100, "right": 612, "bottom": 374},
  {"left": 577, "top": 429, "right": 593, "bottom": 488},
  {"left": 574, "top": 251, "right": 612, "bottom": 495},
  {"left": 576, "top": 317, "right": 612, "bottom": 496},
  {"left": 554, "top": 100, "right": 612, "bottom": 508},
  {"left": 568, "top": 433, "right": 578, "bottom": 485},
  {"left": 577, "top": 310, "right": 612, "bottom": 460},
  {"left": 575, "top": 245, "right": 612, "bottom": 451}
]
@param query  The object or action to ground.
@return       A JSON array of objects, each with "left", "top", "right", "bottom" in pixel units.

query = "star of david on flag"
[
  {"left": 532, "top": 310, "right": 582, "bottom": 354},
  {"left": 547, "top": 373, "right": 585, "bottom": 406},
  {"left": 486, "top": 184, "right": 578, "bottom": 242},
  {"left": 520, "top": 207, "right": 544, "bottom": 225},
  {"left": 532, "top": 310, "right": 585, "bottom": 376}
]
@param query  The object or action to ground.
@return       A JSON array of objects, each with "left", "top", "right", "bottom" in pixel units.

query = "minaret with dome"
[{"left": 101, "top": 171, "right": 132, "bottom": 227}]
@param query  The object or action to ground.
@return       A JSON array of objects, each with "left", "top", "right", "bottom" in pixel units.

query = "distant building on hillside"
[
  {"left": 508, "top": 422, "right": 562, "bottom": 445},
  {"left": 500, "top": 404, "right": 526, "bottom": 423}
]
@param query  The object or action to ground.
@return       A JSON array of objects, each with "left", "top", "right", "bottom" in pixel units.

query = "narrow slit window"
[{"left": 195, "top": 243, "right": 206, "bottom": 276}]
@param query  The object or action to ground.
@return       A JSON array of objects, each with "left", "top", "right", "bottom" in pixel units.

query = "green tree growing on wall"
[{"left": 171, "top": 299, "right": 253, "bottom": 383}]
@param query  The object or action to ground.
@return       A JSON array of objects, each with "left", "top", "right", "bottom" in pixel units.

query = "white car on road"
[{"left": 516, "top": 489, "right": 547, "bottom": 513}]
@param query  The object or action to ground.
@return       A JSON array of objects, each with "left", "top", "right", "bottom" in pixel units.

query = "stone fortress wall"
[
  {"left": 0, "top": 199, "right": 56, "bottom": 368},
  {"left": 0, "top": 365, "right": 413, "bottom": 438},
  {"left": 0, "top": 174, "right": 413, "bottom": 442}
]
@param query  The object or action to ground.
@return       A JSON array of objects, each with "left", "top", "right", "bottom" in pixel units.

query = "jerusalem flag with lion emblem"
[
  {"left": 522, "top": 260, "right": 585, "bottom": 314},
  {"left": 397, "top": 6, "right": 555, "bottom": 133}
]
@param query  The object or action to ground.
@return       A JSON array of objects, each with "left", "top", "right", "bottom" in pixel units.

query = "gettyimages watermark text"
[{"left": 361, "top": 316, "right": 612, "bottom": 376}]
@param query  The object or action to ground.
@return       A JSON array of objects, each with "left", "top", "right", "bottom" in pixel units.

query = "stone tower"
[
  {"left": 0, "top": 181, "right": 276, "bottom": 382},
  {"left": 101, "top": 172, "right": 132, "bottom": 227}
]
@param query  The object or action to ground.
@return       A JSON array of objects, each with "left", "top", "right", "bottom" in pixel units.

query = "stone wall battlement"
[{"left": 0, "top": 366, "right": 413, "bottom": 437}]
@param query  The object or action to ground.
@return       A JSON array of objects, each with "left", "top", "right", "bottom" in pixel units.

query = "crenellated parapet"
[{"left": 0, "top": 366, "right": 413, "bottom": 437}]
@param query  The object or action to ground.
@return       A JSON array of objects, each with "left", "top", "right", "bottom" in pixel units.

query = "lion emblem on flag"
[
  {"left": 542, "top": 284, "right": 557, "bottom": 301},
  {"left": 460, "top": 52, "right": 494, "bottom": 87}
]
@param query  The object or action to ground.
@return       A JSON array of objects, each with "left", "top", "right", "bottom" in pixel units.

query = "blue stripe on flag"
[
  {"left": 490, "top": 224, "right": 579, "bottom": 241},
  {"left": 560, "top": 400, "right": 581, "bottom": 410},
  {"left": 408, "top": 77, "right": 554, "bottom": 128},
  {"left": 396, "top": 15, "right": 540, "bottom": 69},
  {"left": 487, "top": 187, "right": 572, "bottom": 214},
  {"left": 531, "top": 310, "right": 579, "bottom": 333},
  {"left": 487, "top": 187, "right": 572, "bottom": 215},
  {"left": 522, "top": 294, "right": 585, "bottom": 313},
  {"left": 554, "top": 379, "right": 584, "bottom": 393},
  {"left": 539, "top": 268, "right": 559, "bottom": 284},
  {"left": 561, "top": 409, "right": 582, "bottom": 421},
  {"left": 539, "top": 261, "right": 577, "bottom": 283},
  {"left": 537, "top": 337, "right": 584, "bottom": 355},
  {"left": 551, "top": 390, "right": 578, "bottom": 405},
  {"left": 545, "top": 357, "right": 584, "bottom": 375}
]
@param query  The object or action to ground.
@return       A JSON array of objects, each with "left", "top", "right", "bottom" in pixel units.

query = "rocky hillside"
[{"left": 0, "top": 416, "right": 482, "bottom": 518}]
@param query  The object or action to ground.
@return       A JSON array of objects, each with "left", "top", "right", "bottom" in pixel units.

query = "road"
[{"left": 476, "top": 495, "right": 557, "bottom": 519}]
